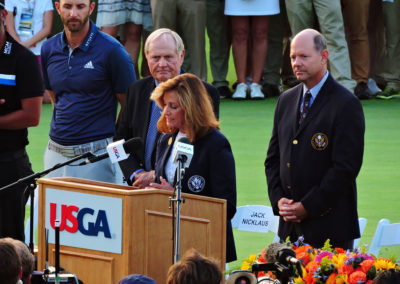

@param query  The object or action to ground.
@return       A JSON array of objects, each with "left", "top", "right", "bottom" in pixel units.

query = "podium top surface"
[{"left": 37, "top": 177, "right": 225, "bottom": 203}]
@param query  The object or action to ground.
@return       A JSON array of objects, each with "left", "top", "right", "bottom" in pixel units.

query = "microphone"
[
  {"left": 172, "top": 137, "right": 193, "bottom": 168},
  {"left": 78, "top": 137, "right": 143, "bottom": 166},
  {"left": 265, "top": 242, "right": 301, "bottom": 266}
]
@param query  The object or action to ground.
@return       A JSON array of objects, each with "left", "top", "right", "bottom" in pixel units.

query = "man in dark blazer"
[
  {"left": 115, "top": 28, "right": 219, "bottom": 187},
  {"left": 265, "top": 29, "right": 365, "bottom": 249}
]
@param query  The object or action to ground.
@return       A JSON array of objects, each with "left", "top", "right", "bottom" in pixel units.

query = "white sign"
[
  {"left": 232, "top": 205, "right": 279, "bottom": 233},
  {"left": 45, "top": 188, "right": 123, "bottom": 253}
]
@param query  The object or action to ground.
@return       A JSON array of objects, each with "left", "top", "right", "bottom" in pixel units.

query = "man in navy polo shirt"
[{"left": 41, "top": 0, "right": 136, "bottom": 183}]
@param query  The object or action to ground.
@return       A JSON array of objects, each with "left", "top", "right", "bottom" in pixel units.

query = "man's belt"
[{"left": 48, "top": 138, "right": 111, "bottom": 158}]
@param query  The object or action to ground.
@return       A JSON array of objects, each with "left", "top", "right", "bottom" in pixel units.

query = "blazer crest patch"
[
  {"left": 311, "top": 132, "right": 328, "bottom": 151},
  {"left": 188, "top": 175, "right": 205, "bottom": 193}
]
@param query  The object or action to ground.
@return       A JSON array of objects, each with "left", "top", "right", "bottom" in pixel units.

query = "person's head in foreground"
[
  {"left": 0, "top": 238, "right": 22, "bottom": 284},
  {"left": 166, "top": 249, "right": 222, "bottom": 284}
]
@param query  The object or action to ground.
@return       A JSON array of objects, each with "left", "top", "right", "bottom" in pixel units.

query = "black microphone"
[
  {"left": 265, "top": 242, "right": 301, "bottom": 266},
  {"left": 78, "top": 137, "right": 143, "bottom": 166},
  {"left": 172, "top": 137, "right": 194, "bottom": 168}
]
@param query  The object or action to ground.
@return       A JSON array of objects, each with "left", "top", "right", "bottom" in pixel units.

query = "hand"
[
  {"left": 132, "top": 170, "right": 155, "bottom": 188},
  {"left": 147, "top": 177, "right": 174, "bottom": 191},
  {"left": 278, "top": 198, "right": 307, "bottom": 223}
]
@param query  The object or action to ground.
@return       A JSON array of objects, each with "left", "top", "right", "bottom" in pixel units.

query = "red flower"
[
  {"left": 335, "top": 248, "right": 345, "bottom": 254},
  {"left": 338, "top": 264, "right": 354, "bottom": 275},
  {"left": 258, "top": 249, "right": 267, "bottom": 263},
  {"left": 297, "top": 251, "right": 311, "bottom": 265},
  {"left": 295, "top": 245, "right": 313, "bottom": 255},
  {"left": 304, "top": 272, "right": 316, "bottom": 284},
  {"left": 360, "top": 259, "right": 375, "bottom": 273},
  {"left": 348, "top": 271, "right": 367, "bottom": 284}
]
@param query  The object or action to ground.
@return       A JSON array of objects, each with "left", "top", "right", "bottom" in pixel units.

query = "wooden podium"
[{"left": 37, "top": 177, "right": 226, "bottom": 284}]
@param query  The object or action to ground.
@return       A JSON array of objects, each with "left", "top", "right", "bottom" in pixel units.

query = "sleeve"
[
  {"left": 204, "top": 82, "right": 220, "bottom": 119},
  {"left": 208, "top": 135, "right": 237, "bottom": 220},
  {"left": 107, "top": 45, "right": 136, "bottom": 94},
  {"left": 5, "top": 0, "right": 15, "bottom": 12},
  {"left": 265, "top": 97, "right": 285, "bottom": 215},
  {"left": 40, "top": 43, "right": 52, "bottom": 90},
  {"left": 301, "top": 96, "right": 365, "bottom": 216},
  {"left": 16, "top": 49, "right": 44, "bottom": 99},
  {"left": 45, "top": 0, "right": 54, "bottom": 11},
  {"left": 115, "top": 87, "right": 143, "bottom": 182}
]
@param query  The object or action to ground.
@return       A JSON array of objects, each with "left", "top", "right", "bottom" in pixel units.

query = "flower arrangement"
[{"left": 241, "top": 238, "right": 399, "bottom": 284}]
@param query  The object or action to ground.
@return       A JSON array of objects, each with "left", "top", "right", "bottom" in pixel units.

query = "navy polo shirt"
[{"left": 41, "top": 22, "right": 136, "bottom": 145}]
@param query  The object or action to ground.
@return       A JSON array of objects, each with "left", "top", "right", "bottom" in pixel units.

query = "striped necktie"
[{"left": 144, "top": 102, "right": 161, "bottom": 171}]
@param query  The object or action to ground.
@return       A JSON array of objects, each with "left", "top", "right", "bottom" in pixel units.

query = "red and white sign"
[{"left": 45, "top": 188, "right": 123, "bottom": 253}]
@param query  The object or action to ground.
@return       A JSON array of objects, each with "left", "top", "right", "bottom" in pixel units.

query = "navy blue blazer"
[
  {"left": 155, "top": 129, "right": 237, "bottom": 262},
  {"left": 265, "top": 74, "right": 365, "bottom": 247}
]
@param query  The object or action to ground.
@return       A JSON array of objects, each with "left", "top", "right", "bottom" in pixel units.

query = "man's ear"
[
  {"left": 89, "top": 1, "right": 95, "bottom": 16},
  {"left": 179, "top": 49, "right": 185, "bottom": 66},
  {"left": 321, "top": 49, "right": 329, "bottom": 65},
  {"left": 54, "top": 1, "right": 61, "bottom": 16}
]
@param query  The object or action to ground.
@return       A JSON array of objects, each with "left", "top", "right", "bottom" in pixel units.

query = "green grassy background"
[{"left": 24, "top": 38, "right": 400, "bottom": 268}]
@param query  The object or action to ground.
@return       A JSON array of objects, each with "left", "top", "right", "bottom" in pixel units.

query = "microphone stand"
[
  {"left": 170, "top": 154, "right": 187, "bottom": 263},
  {"left": 0, "top": 151, "right": 93, "bottom": 253}
]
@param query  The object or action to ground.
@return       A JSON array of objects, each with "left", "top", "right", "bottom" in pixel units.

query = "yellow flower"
[
  {"left": 249, "top": 254, "right": 257, "bottom": 263},
  {"left": 241, "top": 254, "right": 257, "bottom": 270},
  {"left": 375, "top": 258, "right": 397, "bottom": 271},
  {"left": 293, "top": 276, "right": 305, "bottom": 284},
  {"left": 335, "top": 273, "right": 348, "bottom": 284},
  {"left": 331, "top": 253, "right": 348, "bottom": 269}
]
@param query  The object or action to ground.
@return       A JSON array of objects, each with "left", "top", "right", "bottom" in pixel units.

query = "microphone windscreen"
[{"left": 264, "top": 242, "right": 292, "bottom": 263}]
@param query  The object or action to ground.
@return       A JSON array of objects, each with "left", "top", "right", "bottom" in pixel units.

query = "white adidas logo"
[{"left": 84, "top": 61, "right": 94, "bottom": 69}]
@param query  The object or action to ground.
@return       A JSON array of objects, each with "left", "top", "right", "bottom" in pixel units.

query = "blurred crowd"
[{"left": 5, "top": 0, "right": 400, "bottom": 102}]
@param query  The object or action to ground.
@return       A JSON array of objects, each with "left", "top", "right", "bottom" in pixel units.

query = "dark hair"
[
  {"left": 372, "top": 269, "right": 400, "bottom": 284},
  {"left": 313, "top": 34, "right": 327, "bottom": 53},
  {"left": 0, "top": 239, "right": 21, "bottom": 284},
  {"left": 167, "top": 249, "right": 222, "bottom": 284},
  {"left": 4, "top": 238, "right": 34, "bottom": 283}
]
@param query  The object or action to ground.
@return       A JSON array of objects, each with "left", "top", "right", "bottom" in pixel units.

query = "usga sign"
[{"left": 45, "top": 188, "right": 123, "bottom": 253}]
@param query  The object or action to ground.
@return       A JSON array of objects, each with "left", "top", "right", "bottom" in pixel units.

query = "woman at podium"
[{"left": 148, "top": 73, "right": 237, "bottom": 263}]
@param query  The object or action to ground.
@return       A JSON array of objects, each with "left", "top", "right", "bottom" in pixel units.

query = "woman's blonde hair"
[{"left": 150, "top": 73, "right": 219, "bottom": 142}]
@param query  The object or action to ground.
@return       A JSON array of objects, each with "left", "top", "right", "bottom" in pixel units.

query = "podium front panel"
[{"left": 37, "top": 178, "right": 226, "bottom": 284}]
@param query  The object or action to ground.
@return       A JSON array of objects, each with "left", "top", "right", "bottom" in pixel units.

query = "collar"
[
  {"left": 60, "top": 20, "right": 98, "bottom": 52},
  {"left": 303, "top": 71, "right": 329, "bottom": 100}
]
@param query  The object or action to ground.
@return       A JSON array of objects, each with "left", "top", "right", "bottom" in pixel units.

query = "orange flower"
[
  {"left": 338, "top": 264, "right": 354, "bottom": 275},
  {"left": 295, "top": 245, "right": 313, "bottom": 254},
  {"left": 326, "top": 273, "right": 337, "bottom": 284},
  {"left": 360, "top": 259, "right": 375, "bottom": 273},
  {"left": 297, "top": 251, "right": 311, "bottom": 265},
  {"left": 305, "top": 261, "right": 319, "bottom": 273},
  {"left": 348, "top": 271, "right": 367, "bottom": 284}
]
